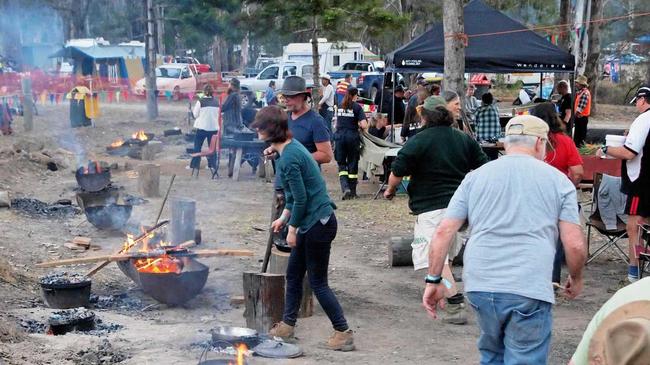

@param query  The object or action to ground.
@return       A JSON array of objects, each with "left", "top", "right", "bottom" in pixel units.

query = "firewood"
[
  {"left": 64, "top": 242, "right": 86, "bottom": 251},
  {"left": 35, "top": 248, "right": 254, "bottom": 268},
  {"left": 72, "top": 237, "right": 92, "bottom": 248}
]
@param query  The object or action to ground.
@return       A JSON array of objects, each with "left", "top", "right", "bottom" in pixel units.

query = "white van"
[{"left": 282, "top": 39, "right": 374, "bottom": 75}]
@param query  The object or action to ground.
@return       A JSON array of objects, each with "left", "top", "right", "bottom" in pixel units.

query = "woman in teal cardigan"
[{"left": 251, "top": 106, "right": 354, "bottom": 352}]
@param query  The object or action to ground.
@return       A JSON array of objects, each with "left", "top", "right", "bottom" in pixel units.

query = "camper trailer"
[{"left": 282, "top": 39, "right": 375, "bottom": 75}]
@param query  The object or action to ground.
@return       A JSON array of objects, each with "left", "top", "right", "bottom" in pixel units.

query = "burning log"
[{"left": 35, "top": 248, "right": 254, "bottom": 268}]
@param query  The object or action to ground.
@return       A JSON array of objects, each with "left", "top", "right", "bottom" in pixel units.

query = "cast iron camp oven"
[
  {"left": 48, "top": 308, "right": 95, "bottom": 335},
  {"left": 75, "top": 166, "right": 111, "bottom": 192},
  {"left": 75, "top": 187, "right": 119, "bottom": 210},
  {"left": 84, "top": 203, "right": 132, "bottom": 230},
  {"left": 117, "top": 256, "right": 209, "bottom": 306},
  {"left": 40, "top": 273, "right": 91, "bottom": 309}
]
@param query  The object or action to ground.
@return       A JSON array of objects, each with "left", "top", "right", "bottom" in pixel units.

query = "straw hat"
[
  {"left": 589, "top": 300, "right": 650, "bottom": 365},
  {"left": 576, "top": 75, "right": 589, "bottom": 87}
]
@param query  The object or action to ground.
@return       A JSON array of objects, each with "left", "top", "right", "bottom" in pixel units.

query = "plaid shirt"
[
  {"left": 576, "top": 89, "right": 591, "bottom": 114},
  {"left": 475, "top": 104, "right": 502, "bottom": 142}
]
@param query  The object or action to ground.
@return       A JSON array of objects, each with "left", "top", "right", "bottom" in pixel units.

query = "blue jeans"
[
  {"left": 190, "top": 129, "right": 217, "bottom": 169},
  {"left": 283, "top": 214, "right": 348, "bottom": 331},
  {"left": 466, "top": 292, "right": 553, "bottom": 365}
]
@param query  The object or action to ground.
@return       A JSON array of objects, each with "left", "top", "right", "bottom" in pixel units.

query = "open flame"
[
  {"left": 135, "top": 255, "right": 183, "bottom": 274},
  {"left": 81, "top": 161, "right": 102, "bottom": 174},
  {"left": 230, "top": 344, "right": 248, "bottom": 365},
  {"left": 132, "top": 130, "right": 149, "bottom": 141},
  {"left": 110, "top": 138, "right": 124, "bottom": 148},
  {"left": 123, "top": 230, "right": 182, "bottom": 274}
]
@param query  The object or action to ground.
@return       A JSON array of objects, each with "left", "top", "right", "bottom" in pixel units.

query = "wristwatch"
[
  {"left": 425, "top": 274, "right": 442, "bottom": 284},
  {"left": 601, "top": 145, "right": 608, "bottom": 155}
]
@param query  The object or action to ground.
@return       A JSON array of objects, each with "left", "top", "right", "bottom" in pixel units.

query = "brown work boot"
[
  {"left": 441, "top": 294, "right": 468, "bottom": 325},
  {"left": 268, "top": 321, "right": 295, "bottom": 340},
  {"left": 326, "top": 329, "right": 355, "bottom": 351}
]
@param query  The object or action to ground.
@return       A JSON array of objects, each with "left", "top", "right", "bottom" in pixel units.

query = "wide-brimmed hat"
[
  {"left": 589, "top": 300, "right": 650, "bottom": 364},
  {"left": 279, "top": 76, "right": 310, "bottom": 96},
  {"left": 576, "top": 75, "right": 589, "bottom": 87},
  {"left": 505, "top": 115, "right": 549, "bottom": 139},
  {"left": 321, "top": 74, "right": 331, "bottom": 81}
]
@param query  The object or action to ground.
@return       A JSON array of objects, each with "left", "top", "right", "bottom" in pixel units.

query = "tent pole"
[
  {"left": 569, "top": 73, "right": 575, "bottom": 139},
  {"left": 390, "top": 71, "right": 395, "bottom": 143},
  {"left": 539, "top": 73, "right": 543, "bottom": 100}
]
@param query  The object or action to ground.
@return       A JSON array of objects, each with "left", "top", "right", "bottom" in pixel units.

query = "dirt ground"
[{"left": 0, "top": 102, "right": 639, "bottom": 364}]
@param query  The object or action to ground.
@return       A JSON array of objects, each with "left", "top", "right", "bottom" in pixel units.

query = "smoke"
[
  {"left": 58, "top": 129, "right": 88, "bottom": 168},
  {"left": 0, "top": 1, "right": 64, "bottom": 70}
]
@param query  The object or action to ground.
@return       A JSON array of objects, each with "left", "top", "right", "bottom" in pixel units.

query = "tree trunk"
[
  {"left": 268, "top": 248, "right": 313, "bottom": 318},
  {"left": 573, "top": 0, "right": 590, "bottom": 75},
  {"left": 145, "top": 0, "right": 158, "bottom": 120},
  {"left": 137, "top": 163, "right": 160, "bottom": 197},
  {"left": 243, "top": 272, "right": 285, "bottom": 333},
  {"left": 240, "top": 33, "right": 249, "bottom": 71},
  {"left": 311, "top": 18, "right": 321, "bottom": 107},
  {"left": 442, "top": 0, "right": 465, "bottom": 100},
  {"left": 584, "top": 0, "right": 603, "bottom": 113},
  {"left": 389, "top": 236, "right": 414, "bottom": 267},
  {"left": 554, "top": 0, "right": 572, "bottom": 88},
  {"left": 212, "top": 35, "right": 222, "bottom": 73}
]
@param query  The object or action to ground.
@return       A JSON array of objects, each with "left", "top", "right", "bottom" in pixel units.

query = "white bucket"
[{"left": 604, "top": 135, "right": 626, "bottom": 159}]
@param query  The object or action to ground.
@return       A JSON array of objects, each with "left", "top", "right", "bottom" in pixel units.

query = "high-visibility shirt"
[{"left": 574, "top": 88, "right": 592, "bottom": 117}]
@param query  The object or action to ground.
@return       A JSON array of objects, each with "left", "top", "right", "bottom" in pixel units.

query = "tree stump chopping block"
[
  {"left": 137, "top": 163, "right": 160, "bottom": 197},
  {"left": 243, "top": 272, "right": 285, "bottom": 333},
  {"left": 268, "top": 248, "right": 313, "bottom": 318},
  {"left": 389, "top": 236, "right": 414, "bottom": 267}
]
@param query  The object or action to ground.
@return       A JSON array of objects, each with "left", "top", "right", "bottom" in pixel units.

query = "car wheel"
[
  {"left": 240, "top": 92, "right": 252, "bottom": 108},
  {"left": 173, "top": 86, "right": 181, "bottom": 101}
]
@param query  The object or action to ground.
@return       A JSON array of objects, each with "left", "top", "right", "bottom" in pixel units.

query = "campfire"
[
  {"left": 109, "top": 138, "right": 124, "bottom": 148},
  {"left": 132, "top": 130, "right": 149, "bottom": 141},
  {"left": 80, "top": 160, "right": 103, "bottom": 175}
]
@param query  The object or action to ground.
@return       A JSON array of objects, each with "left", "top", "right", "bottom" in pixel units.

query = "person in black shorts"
[
  {"left": 335, "top": 87, "right": 368, "bottom": 200},
  {"left": 598, "top": 85, "right": 650, "bottom": 281}
]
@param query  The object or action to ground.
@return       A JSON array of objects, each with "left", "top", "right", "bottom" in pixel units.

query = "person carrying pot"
[
  {"left": 335, "top": 87, "right": 368, "bottom": 200},
  {"left": 253, "top": 106, "right": 354, "bottom": 352}
]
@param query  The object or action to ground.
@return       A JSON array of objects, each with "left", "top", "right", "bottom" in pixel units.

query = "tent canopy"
[
  {"left": 386, "top": 0, "right": 575, "bottom": 73},
  {"left": 49, "top": 44, "right": 145, "bottom": 60}
]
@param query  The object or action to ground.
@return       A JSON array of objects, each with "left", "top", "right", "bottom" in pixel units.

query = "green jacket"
[
  {"left": 391, "top": 126, "right": 488, "bottom": 214},
  {"left": 278, "top": 140, "right": 335, "bottom": 231}
]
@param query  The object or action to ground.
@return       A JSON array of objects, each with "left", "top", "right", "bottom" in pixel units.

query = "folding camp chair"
[
  {"left": 190, "top": 133, "right": 220, "bottom": 179},
  {"left": 586, "top": 173, "right": 629, "bottom": 264}
]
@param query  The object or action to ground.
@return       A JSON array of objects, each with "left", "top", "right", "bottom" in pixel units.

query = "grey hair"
[
  {"left": 442, "top": 90, "right": 459, "bottom": 103},
  {"left": 504, "top": 135, "right": 538, "bottom": 149}
]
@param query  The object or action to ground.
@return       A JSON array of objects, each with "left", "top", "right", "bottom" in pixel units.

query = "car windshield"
[{"left": 156, "top": 67, "right": 181, "bottom": 78}]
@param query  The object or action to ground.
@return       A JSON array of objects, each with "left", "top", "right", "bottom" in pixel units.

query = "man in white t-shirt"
[{"left": 598, "top": 85, "right": 650, "bottom": 282}]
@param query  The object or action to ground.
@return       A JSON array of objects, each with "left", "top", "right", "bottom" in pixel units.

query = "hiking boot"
[
  {"left": 326, "top": 329, "right": 355, "bottom": 351},
  {"left": 441, "top": 294, "right": 467, "bottom": 325},
  {"left": 349, "top": 181, "right": 358, "bottom": 199},
  {"left": 268, "top": 321, "right": 295, "bottom": 340}
]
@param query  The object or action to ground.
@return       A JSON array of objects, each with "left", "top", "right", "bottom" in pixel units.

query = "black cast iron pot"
[
  {"left": 84, "top": 203, "right": 132, "bottom": 230},
  {"left": 40, "top": 280, "right": 92, "bottom": 309},
  {"left": 75, "top": 167, "right": 111, "bottom": 192}
]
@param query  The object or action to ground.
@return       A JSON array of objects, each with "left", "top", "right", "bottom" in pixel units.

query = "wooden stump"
[
  {"left": 0, "top": 191, "right": 10, "bottom": 208},
  {"left": 389, "top": 236, "right": 414, "bottom": 267},
  {"left": 137, "top": 164, "right": 160, "bottom": 197},
  {"left": 243, "top": 272, "right": 285, "bottom": 333},
  {"left": 268, "top": 248, "right": 313, "bottom": 318},
  {"left": 169, "top": 197, "right": 196, "bottom": 245},
  {"left": 141, "top": 144, "right": 157, "bottom": 161}
]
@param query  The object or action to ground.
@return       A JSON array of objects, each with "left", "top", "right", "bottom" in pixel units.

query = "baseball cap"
[
  {"left": 422, "top": 96, "right": 446, "bottom": 111},
  {"left": 630, "top": 85, "right": 650, "bottom": 104},
  {"left": 505, "top": 115, "right": 549, "bottom": 139}
]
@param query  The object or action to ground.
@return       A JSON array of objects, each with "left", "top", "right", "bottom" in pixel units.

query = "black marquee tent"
[{"left": 386, "top": 0, "right": 575, "bottom": 73}]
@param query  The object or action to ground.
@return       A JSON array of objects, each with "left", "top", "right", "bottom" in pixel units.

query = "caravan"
[{"left": 282, "top": 39, "right": 375, "bottom": 75}]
